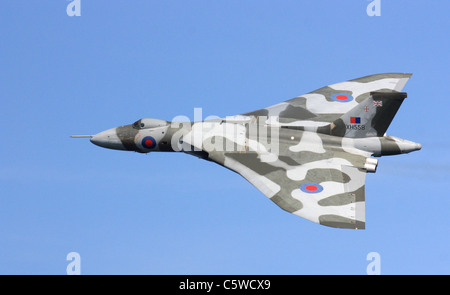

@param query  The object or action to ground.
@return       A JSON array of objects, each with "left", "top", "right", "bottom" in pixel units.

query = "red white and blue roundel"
[
  {"left": 330, "top": 93, "right": 354, "bottom": 103},
  {"left": 300, "top": 183, "right": 324, "bottom": 194},
  {"left": 141, "top": 136, "right": 157, "bottom": 149}
]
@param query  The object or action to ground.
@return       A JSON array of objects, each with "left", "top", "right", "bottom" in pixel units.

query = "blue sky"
[{"left": 0, "top": 1, "right": 449, "bottom": 274}]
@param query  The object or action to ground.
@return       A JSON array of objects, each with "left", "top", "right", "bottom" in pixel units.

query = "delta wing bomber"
[{"left": 72, "top": 73, "right": 421, "bottom": 229}]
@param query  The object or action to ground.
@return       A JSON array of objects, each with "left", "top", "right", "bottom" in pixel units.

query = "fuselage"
[{"left": 89, "top": 118, "right": 421, "bottom": 160}]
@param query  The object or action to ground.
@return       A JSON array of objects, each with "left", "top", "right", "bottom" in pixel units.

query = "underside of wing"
[
  {"left": 242, "top": 73, "right": 412, "bottom": 125},
  {"left": 203, "top": 127, "right": 370, "bottom": 229},
  {"left": 217, "top": 152, "right": 366, "bottom": 229}
]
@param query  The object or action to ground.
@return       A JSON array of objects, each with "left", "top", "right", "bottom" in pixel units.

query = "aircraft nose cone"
[
  {"left": 90, "top": 135, "right": 102, "bottom": 146},
  {"left": 416, "top": 143, "right": 422, "bottom": 150},
  {"left": 90, "top": 128, "right": 125, "bottom": 150}
]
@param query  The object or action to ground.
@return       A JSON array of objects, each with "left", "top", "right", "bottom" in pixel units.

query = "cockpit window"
[
  {"left": 132, "top": 119, "right": 142, "bottom": 129},
  {"left": 132, "top": 118, "right": 168, "bottom": 129}
]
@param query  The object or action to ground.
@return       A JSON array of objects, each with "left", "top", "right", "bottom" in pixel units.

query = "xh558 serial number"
[{"left": 179, "top": 279, "right": 271, "bottom": 292}]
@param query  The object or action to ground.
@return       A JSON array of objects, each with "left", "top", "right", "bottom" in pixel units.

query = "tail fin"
[{"left": 318, "top": 91, "right": 407, "bottom": 138}]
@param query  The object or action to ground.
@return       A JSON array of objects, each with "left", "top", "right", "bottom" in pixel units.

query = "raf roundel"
[
  {"left": 330, "top": 93, "right": 354, "bottom": 103},
  {"left": 300, "top": 183, "right": 324, "bottom": 194},
  {"left": 141, "top": 136, "right": 157, "bottom": 149}
]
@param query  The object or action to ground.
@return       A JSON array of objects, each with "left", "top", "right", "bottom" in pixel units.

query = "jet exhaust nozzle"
[{"left": 364, "top": 157, "right": 378, "bottom": 173}]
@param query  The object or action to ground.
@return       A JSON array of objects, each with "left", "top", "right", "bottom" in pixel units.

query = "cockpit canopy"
[{"left": 132, "top": 118, "right": 168, "bottom": 130}]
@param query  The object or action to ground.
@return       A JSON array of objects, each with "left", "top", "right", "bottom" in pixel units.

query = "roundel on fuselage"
[{"left": 141, "top": 136, "right": 157, "bottom": 149}]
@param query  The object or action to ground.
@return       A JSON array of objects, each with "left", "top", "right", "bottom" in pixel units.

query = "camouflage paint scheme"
[{"left": 75, "top": 73, "right": 421, "bottom": 229}]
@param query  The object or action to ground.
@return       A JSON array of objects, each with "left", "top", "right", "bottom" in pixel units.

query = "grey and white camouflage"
[{"left": 73, "top": 73, "right": 421, "bottom": 229}]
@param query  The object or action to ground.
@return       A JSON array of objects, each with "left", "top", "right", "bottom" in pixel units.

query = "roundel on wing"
[
  {"left": 141, "top": 136, "right": 157, "bottom": 149},
  {"left": 300, "top": 183, "right": 324, "bottom": 194},
  {"left": 330, "top": 93, "right": 354, "bottom": 103}
]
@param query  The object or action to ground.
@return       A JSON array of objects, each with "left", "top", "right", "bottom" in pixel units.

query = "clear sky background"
[{"left": 0, "top": 1, "right": 449, "bottom": 274}]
